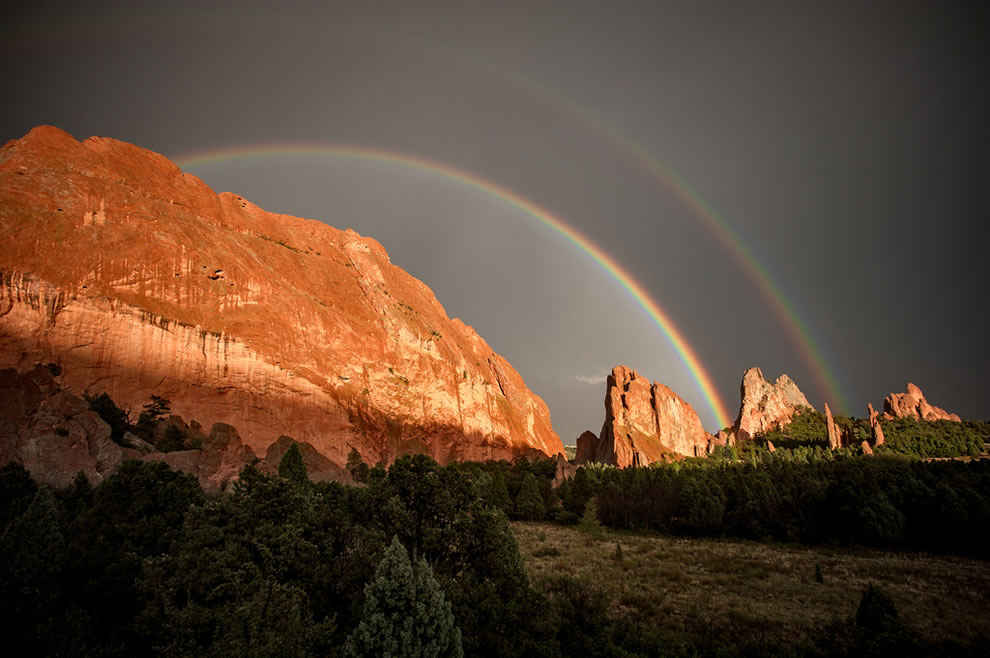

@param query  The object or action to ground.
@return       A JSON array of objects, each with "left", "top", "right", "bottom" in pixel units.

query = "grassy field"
[{"left": 512, "top": 521, "right": 990, "bottom": 651}]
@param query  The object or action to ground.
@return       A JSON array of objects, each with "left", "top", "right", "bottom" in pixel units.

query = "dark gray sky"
[{"left": 4, "top": 0, "right": 987, "bottom": 441}]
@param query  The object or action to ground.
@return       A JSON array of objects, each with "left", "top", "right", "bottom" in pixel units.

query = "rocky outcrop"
[
  {"left": 260, "top": 435, "right": 348, "bottom": 483},
  {"left": 574, "top": 430, "right": 600, "bottom": 464},
  {"left": 0, "top": 365, "right": 125, "bottom": 488},
  {"left": 730, "top": 367, "right": 814, "bottom": 441},
  {"left": 861, "top": 441, "right": 874, "bottom": 456},
  {"left": 867, "top": 403, "right": 886, "bottom": 446},
  {"left": 0, "top": 364, "right": 257, "bottom": 491},
  {"left": 883, "top": 383, "right": 961, "bottom": 423},
  {"left": 595, "top": 366, "right": 710, "bottom": 467},
  {"left": 0, "top": 125, "right": 563, "bottom": 469},
  {"left": 551, "top": 453, "right": 576, "bottom": 487},
  {"left": 825, "top": 403, "right": 843, "bottom": 450}
]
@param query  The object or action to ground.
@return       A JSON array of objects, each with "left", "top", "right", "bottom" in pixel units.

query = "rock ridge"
[{"left": 0, "top": 125, "right": 563, "bottom": 468}]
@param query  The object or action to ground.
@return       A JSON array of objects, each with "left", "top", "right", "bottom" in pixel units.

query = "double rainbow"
[
  {"left": 504, "top": 71, "right": 848, "bottom": 414},
  {"left": 175, "top": 144, "right": 734, "bottom": 429}
]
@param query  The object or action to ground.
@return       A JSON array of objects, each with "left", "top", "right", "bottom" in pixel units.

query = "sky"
[{"left": 4, "top": 0, "right": 988, "bottom": 442}]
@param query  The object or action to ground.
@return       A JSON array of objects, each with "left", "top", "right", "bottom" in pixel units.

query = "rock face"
[
  {"left": 0, "top": 365, "right": 256, "bottom": 491},
  {"left": 883, "top": 383, "right": 961, "bottom": 423},
  {"left": 825, "top": 403, "right": 843, "bottom": 450},
  {"left": 574, "top": 430, "right": 600, "bottom": 464},
  {"left": 731, "top": 367, "right": 814, "bottom": 441},
  {"left": 595, "top": 365, "right": 710, "bottom": 467},
  {"left": 0, "top": 365, "right": 125, "bottom": 488},
  {"left": 867, "top": 403, "right": 886, "bottom": 446},
  {"left": 260, "top": 436, "right": 348, "bottom": 483},
  {"left": 0, "top": 126, "right": 562, "bottom": 468}
]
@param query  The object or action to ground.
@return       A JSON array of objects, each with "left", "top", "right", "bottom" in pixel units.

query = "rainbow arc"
[{"left": 176, "top": 144, "right": 734, "bottom": 429}]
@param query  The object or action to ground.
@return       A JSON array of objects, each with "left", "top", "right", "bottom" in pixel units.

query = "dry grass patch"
[{"left": 513, "top": 521, "right": 990, "bottom": 648}]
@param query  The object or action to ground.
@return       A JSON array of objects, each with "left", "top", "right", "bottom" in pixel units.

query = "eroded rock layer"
[{"left": 0, "top": 126, "right": 562, "bottom": 467}]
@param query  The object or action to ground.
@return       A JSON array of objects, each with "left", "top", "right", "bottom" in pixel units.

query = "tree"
[
  {"left": 345, "top": 536, "right": 462, "bottom": 658},
  {"left": 279, "top": 442, "right": 309, "bottom": 484},
  {"left": 0, "top": 486, "right": 67, "bottom": 652},
  {"left": 514, "top": 472, "right": 545, "bottom": 521},
  {"left": 346, "top": 447, "right": 370, "bottom": 483},
  {"left": 84, "top": 392, "right": 131, "bottom": 444},
  {"left": 135, "top": 395, "right": 171, "bottom": 440}
]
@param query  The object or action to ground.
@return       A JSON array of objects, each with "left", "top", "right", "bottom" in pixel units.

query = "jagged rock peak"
[
  {"left": 883, "top": 383, "right": 961, "bottom": 423},
  {"left": 594, "top": 365, "right": 710, "bottom": 467},
  {"left": 732, "top": 366, "right": 814, "bottom": 440},
  {"left": 0, "top": 125, "right": 563, "bottom": 469}
]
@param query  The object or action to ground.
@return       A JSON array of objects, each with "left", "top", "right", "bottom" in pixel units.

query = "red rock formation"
[
  {"left": 0, "top": 126, "right": 562, "bottom": 468},
  {"left": 0, "top": 365, "right": 125, "bottom": 487},
  {"left": 260, "top": 436, "right": 348, "bottom": 483},
  {"left": 731, "top": 367, "right": 814, "bottom": 441},
  {"left": 867, "top": 403, "right": 886, "bottom": 446},
  {"left": 825, "top": 403, "right": 842, "bottom": 450},
  {"left": 595, "top": 365, "right": 710, "bottom": 467},
  {"left": 0, "top": 365, "right": 256, "bottom": 491},
  {"left": 861, "top": 441, "right": 874, "bottom": 456},
  {"left": 574, "top": 430, "right": 600, "bottom": 464},
  {"left": 883, "top": 383, "right": 961, "bottom": 423},
  {"left": 551, "top": 453, "right": 576, "bottom": 487}
]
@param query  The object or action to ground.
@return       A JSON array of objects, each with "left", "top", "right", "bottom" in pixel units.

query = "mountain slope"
[{"left": 0, "top": 126, "right": 562, "bottom": 465}]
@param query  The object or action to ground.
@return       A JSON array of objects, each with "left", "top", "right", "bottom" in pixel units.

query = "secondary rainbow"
[
  {"left": 175, "top": 144, "right": 733, "bottom": 428},
  {"left": 504, "top": 71, "right": 849, "bottom": 413}
]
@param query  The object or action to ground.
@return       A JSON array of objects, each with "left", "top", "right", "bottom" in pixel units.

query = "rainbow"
[
  {"left": 174, "top": 144, "right": 733, "bottom": 428},
  {"left": 504, "top": 72, "right": 849, "bottom": 414}
]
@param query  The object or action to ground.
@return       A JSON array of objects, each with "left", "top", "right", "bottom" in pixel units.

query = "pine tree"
[
  {"left": 278, "top": 442, "right": 308, "bottom": 484},
  {"left": 346, "top": 447, "right": 370, "bottom": 483},
  {"left": 345, "top": 536, "right": 463, "bottom": 658},
  {"left": 514, "top": 472, "right": 545, "bottom": 521}
]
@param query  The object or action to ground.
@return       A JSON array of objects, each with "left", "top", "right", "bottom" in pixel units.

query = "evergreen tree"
[
  {"left": 0, "top": 486, "right": 67, "bottom": 652},
  {"left": 279, "top": 442, "right": 309, "bottom": 484},
  {"left": 347, "top": 447, "right": 370, "bottom": 483},
  {"left": 345, "top": 536, "right": 463, "bottom": 658},
  {"left": 514, "top": 472, "right": 545, "bottom": 521},
  {"left": 135, "top": 395, "right": 171, "bottom": 440}
]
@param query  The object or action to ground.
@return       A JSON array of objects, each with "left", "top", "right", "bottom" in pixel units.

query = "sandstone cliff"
[
  {"left": 594, "top": 365, "right": 710, "bottom": 466},
  {"left": 883, "top": 383, "right": 961, "bottom": 423},
  {"left": 0, "top": 126, "right": 562, "bottom": 467},
  {"left": 730, "top": 367, "right": 814, "bottom": 441}
]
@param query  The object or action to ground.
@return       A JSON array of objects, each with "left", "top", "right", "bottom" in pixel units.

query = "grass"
[{"left": 512, "top": 521, "right": 990, "bottom": 650}]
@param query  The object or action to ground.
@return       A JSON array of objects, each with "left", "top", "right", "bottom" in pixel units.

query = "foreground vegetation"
[
  {"left": 3, "top": 445, "right": 990, "bottom": 656},
  {"left": 514, "top": 521, "right": 990, "bottom": 655}
]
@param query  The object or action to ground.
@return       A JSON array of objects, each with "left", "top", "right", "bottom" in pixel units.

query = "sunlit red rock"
[
  {"left": 595, "top": 365, "right": 710, "bottom": 467},
  {"left": 867, "top": 403, "right": 886, "bottom": 446},
  {"left": 730, "top": 367, "right": 814, "bottom": 441},
  {"left": 882, "top": 383, "right": 961, "bottom": 423},
  {"left": 0, "top": 126, "right": 563, "bottom": 469},
  {"left": 825, "top": 402, "right": 843, "bottom": 450}
]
